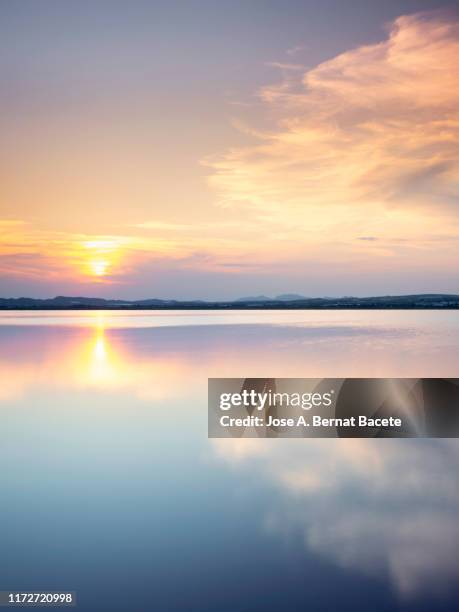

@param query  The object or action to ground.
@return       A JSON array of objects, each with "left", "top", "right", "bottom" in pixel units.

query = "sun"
[
  {"left": 82, "top": 240, "right": 117, "bottom": 278},
  {"left": 90, "top": 260, "right": 109, "bottom": 277},
  {"left": 79, "top": 238, "right": 124, "bottom": 279}
]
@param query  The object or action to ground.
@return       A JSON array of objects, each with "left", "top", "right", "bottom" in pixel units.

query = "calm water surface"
[{"left": 0, "top": 310, "right": 458, "bottom": 611}]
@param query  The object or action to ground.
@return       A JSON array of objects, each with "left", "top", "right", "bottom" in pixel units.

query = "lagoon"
[{"left": 0, "top": 310, "right": 458, "bottom": 611}]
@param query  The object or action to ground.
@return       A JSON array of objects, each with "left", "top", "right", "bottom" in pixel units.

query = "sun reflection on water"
[
  {"left": 0, "top": 312, "right": 197, "bottom": 402},
  {"left": 87, "top": 313, "right": 113, "bottom": 384}
]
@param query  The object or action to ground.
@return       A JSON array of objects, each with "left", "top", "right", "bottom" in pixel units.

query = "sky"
[{"left": 1, "top": 0, "right": 458, "bottom": 299}]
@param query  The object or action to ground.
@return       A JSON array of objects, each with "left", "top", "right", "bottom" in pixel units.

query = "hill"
[{"left": 0, "top": 294, "right": 458, "bottom": 310}]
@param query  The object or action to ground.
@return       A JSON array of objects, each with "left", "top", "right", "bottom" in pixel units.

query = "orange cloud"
[{"left": 209, "top": 11, "right": 459, "bottom": 253}]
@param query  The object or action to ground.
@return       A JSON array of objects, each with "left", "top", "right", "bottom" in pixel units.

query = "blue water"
[{"left": 0, "top": 311, "right": 458, "bottom": 611}]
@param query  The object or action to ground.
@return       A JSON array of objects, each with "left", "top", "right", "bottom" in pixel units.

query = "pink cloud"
[{"left": 209, "top": 11, "right": 459, "bottom": 229}]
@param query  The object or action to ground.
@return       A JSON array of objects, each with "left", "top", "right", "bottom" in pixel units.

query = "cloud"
[
  {"left": 266, "top": 61, "right": 304, "bottom": 71},
  {"left": 208, "top": 11, "right": 459, "bottom": 245},
  {"left": 286, "top": 45, "right": 306, "bottom": 57},
  {"left": 213, "top": 438, "right": 459, "bottom": 599}
]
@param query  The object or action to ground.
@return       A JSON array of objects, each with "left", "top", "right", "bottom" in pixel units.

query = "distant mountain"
[
  {"left": 275, "top": 294, "right": 307, "bottom": 301},
  {"left": 235, "top": 294, "right": 307, "bottom": 302},
  {"left": 235, "top": 295, "right": 272, "bottom": 302},
  {"left": 0, "top": 294, "right": 459, "bottom": 309}
]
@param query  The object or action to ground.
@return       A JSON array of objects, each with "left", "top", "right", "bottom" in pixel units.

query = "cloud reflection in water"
[{"left": 213, "top": 437, "right": 459, "bottom": 599}]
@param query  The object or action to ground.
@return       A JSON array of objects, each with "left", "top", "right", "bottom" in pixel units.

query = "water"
[{"left": 0, "top": 310, "right": 458, "bottom": 611}]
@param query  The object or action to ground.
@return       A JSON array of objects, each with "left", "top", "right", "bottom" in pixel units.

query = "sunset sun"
[
  {"left": 90, "top": 260, "right": 109, "bottom": 277},
  {"left": 81, "top": 240, "right": 121, "bottom": 279}
]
